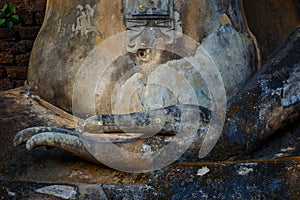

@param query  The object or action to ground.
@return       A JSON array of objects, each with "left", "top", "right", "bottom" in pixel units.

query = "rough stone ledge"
[{"left": 0, "top": 156, "right": 299, "bottom": 199}]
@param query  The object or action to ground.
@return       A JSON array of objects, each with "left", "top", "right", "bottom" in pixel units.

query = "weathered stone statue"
[
  {"left": 13, "top": 0, "right": 299, "bottom": 172},
  {"left": 27, "top": 0, "right": 259, "bottom": 116}
]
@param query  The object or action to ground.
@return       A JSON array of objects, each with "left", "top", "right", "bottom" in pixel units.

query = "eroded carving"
[{"left": 71, "top": 4, "right": 99, "bottom": 37}]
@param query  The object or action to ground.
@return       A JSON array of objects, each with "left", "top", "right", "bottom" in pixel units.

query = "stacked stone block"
[{"left": 0, "top": 0, "right": 45, "bottom": 90}]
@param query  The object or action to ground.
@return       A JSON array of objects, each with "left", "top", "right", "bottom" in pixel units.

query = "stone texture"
[
  {"left": 27, "top": 0, "right": 258, "bottom": 116},
  {"left": 0, "top": 89, "right": 142, "bottom": 185},
  {"left": 5, "top": 66, "right": 28, "bottom": 79},
  {"left": 11, "top": 27, "right": 300, "bottom": 169},
  {"left": 202, "top": 24, "right": 257, "bottom": 100},
  {"left": 243, "top": 0, "right": 300, "bottom": 64},
  {"left": 150, "top": 157, "right": 300, "bottom": 199},
  {"left": 17, "top": 26, "right": 40, "bottom": 39},
  {"left": 0, "top": 52, "right": 15, "bottom": 65},
  {"left": 0, "top": 97, "right": 299, "bottom": 199},
  {"left": 0, "top": 28, "right": 16, "bottom": 39},
  {"left": 0, "top": 77, "right": 14, "bottom": 90},
  {"left": 15, "top": 53, "right": 30, "bottom": 66},
  {"left": 0, "top": 1, "right": 299, "bottom": 198},
  {"left": 34, "top": 11, "right": 45, "bottom": 25},
  {"left": 35, "top": 185, "right": 77, "bottom": 199},
  {"left": 0, "top": 66, "right": 7, "bottom": 79},
  {"left": 0, "top": 0, "right": 46, "bottom": 91},
  {"left": 0, "top": 40, "right": 33, "bottom": 53},
  {"left": 0, "top": 0, "right": 46, "bottom": 25},
  {"left": 2, "top": 27, "right": 297, "bottom": 178},
  {"left": 0, "top": 87, "right": 299, "bottom": 199},
  {"left": 206, "top": 27, "right": 300, "bottom": 161}
]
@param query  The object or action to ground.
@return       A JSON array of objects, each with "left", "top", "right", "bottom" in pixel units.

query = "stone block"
[
  {"left": 0, "top": 28, "right": 16, "bottom": 39},
  {"left": 17, "top": 26, "right": 40, "bottom": 39},
  {"left": 0, "top": 52, "right": 15, "bottom": 64},
  {"left": 35, "top": 11, "right": 45, "bottom": 25},
  {"left": 12, "top": 41, "right": 27, "bottom": 53},
  {"left": 17, "top": 7, "right": 34, "bottom": 26},
  {"left": 14, "top": 79, "right": 25, "bottom": 88},
  {"left": 15, "top": 53, "right": 30, "bottom": 65},
  {"left": 0, "top": 40, "right": 32, "bottom": 53},
  {"left": 5, "top": 66, "right": 28, "bottom": 79},
  {"left": 0, "top": 41, "right": 14, "bottom": 53},
  {"left": 0, "top": 66, "right": 8, "bottom": 78},
  {"left": 20, "top": 39, "right": 34, "bottom": 50},
  {"left": 0, "top": 77, "right": 14, "bottom": 90},
  {"left": 35, "top": 0, "right": 47, "bottom": 11}
]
